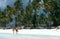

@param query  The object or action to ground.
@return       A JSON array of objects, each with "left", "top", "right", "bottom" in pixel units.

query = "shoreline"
[{"left": 0, "top": 29, "right": 60, "bottom": 36}]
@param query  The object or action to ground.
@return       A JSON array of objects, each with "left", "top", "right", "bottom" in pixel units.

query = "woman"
[{"left": 15, "top": 26, "right": 19, "bottom": 34}]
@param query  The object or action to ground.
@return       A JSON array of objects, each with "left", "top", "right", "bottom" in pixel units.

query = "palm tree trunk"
[{"left": 33, "top": 11, "right": 38, "bottom": 28}]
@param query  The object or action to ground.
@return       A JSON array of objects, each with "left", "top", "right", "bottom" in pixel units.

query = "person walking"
[
  {"left": 15, "top": 26, "right": 19, "bottom": 34},
  {"left": 12, "top": 26, "right": 19, "bottom": 34}
]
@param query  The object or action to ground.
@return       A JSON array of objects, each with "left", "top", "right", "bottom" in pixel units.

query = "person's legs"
[
  {"left": 13, "top": 29, "right": 14, "bottom": 34},
  {"left": 16, "top": 29, "right": 18, "bottom": 34}
]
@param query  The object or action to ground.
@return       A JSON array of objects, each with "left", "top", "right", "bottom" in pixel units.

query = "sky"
[
  {"left": 0, "top": 0, "right": 45, "bottom": 14},
  {"left": 0, "top": 0, "right": 29, "bottom": 10},
  {"left": 0, "top": 0, "right": 7, "bottom": 10},
  {"left": 0, "top": 0, "right": 17, "bottom": 10}
]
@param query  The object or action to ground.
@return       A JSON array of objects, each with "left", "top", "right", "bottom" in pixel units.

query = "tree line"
[{"left": 0, "top": 0, "right": 60, "bottom": 29}]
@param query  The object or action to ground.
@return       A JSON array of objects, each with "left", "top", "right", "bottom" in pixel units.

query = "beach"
[{"left": 0, "top": 29, "right": 60, "bottom": 36}]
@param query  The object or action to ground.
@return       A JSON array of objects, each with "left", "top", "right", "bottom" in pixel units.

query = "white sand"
[{"left": 0, "top": 29, "right": 60, "bottom": 36}]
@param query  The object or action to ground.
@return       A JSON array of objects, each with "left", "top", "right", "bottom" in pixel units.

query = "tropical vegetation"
[{"left": 0, "top": 0, "right": 60, "bottom": 29}]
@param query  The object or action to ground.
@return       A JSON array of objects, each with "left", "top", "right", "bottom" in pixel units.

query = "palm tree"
[
  {"left": 25, "top": 0, "right": 33, "bottom": 27},
  {"left": 0, "top": 10, "right": 12, "bottom": 27},
  {"left": 43, "top": 0, "right": 60, "bottom": 27},
  {"left": 32, "top": 0, "right": 41, "bottom": 28},
  {"left": 14, "top": 0, "right": 23, "bottom": 26}
]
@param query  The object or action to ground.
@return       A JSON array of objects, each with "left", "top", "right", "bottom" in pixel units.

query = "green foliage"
[
  {"left": 44, "top": 0, "right": 60, "bottom": 26},
  {"left": 32, "top": 0, "right": 41, "bottom": 10},
  {"left": 0, "top": 0, "right": 60, "bottom": 28},
  {"left": 0, "top": 10, "right": 12, "bottom": 27}
]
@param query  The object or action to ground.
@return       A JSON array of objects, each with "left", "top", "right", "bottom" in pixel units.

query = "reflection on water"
[{"left": 0, "top": 34, "right": 60, "bottom": 39}]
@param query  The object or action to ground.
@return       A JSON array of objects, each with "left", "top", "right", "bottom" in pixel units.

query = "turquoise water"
[{"left": 0, "top": 34, "right": 60, "bottom": 39}]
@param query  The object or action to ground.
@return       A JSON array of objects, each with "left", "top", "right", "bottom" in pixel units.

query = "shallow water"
[{"left": 0, "top": 34, "right": 60, "bottom": 39}]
